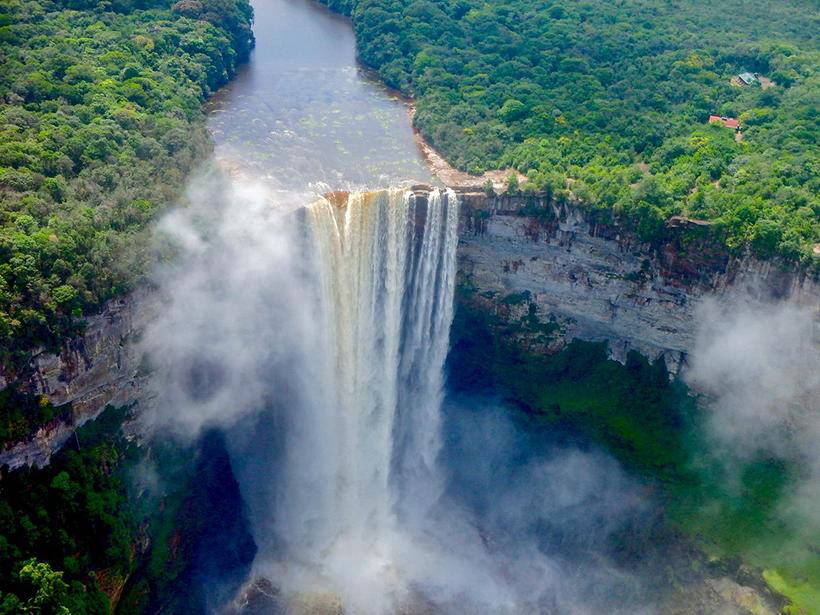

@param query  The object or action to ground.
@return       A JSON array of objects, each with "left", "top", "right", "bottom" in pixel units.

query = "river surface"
[{"left": 206, "top": 0, "right": 432, "bottom": 190}]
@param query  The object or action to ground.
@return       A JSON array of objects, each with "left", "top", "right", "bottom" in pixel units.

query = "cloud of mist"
[
  {"left": 685, "top": 299, "right": 820, "bottom": 554},
  {"left": 402, "top": 397, "right": 655, "bottom": 615},
  {"left": 140, "top": 164, "right": 324, "bottom": 436},
  {"left": 139, "top": 167, "right": 758, "bottom": 614}
]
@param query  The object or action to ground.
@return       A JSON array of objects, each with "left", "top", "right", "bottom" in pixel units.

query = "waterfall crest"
[{"left": 273, "top": 187, "right": 459, "bottom": 606}]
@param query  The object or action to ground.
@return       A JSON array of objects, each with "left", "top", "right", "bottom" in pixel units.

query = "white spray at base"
[
  {"left": 145, "top": 177, "right": 656, "bottom": 614},
  {"left": 267, "top": 188, "right": 459, "bottom": 611}
]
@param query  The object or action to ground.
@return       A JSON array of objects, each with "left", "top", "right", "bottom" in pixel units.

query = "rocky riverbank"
[{"left": 409, "top": 105, "right": 526, "bottom": 191}]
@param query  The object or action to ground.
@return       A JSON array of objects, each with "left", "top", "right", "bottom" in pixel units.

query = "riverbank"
[{"left": 408, "top": 105, "right": 526, "bottom": 191}]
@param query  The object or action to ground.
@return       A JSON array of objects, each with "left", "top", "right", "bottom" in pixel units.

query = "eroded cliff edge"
[
  {"left": 2, "top": 188, "right": 818, "bottom": 469},
  {"left": 0, "top": 289, "right": 157, "bottom": 469},
  {"left": 455, "top": 190, "right": 820, "bottom": 376}
]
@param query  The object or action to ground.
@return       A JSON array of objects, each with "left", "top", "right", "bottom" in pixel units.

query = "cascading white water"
[{"left": 273, "top": 187, "right": 458, "bottom": 610}]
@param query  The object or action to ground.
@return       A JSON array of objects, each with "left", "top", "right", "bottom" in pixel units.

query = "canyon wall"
[
  {"left": 3, "top": 188, "right": 818, "bottom": 468},
  {"left": 455, "top": 190, "right": 820, "bottom": 375},
  {"left": 0, "top": 289, "right": 156, "bottom": 469}
]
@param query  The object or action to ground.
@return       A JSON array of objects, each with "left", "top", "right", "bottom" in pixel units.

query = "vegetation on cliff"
[
  {"left": 329, "top": 0, "right": 819, "bottom": 264},
  {"left": 0, "top": 404, "right": 255, "bottom": 614},
  {"left": 0, "top": 0, "right": 254, "bottom": 364},
  {"left": 0, "top": 386, "right": 70, "bottom": 449},
  {"left": 0, "top": 405, "right": 137, "bottom": 613},
  {"left": 448, "top": 292, "right": 820, "bottom": 613},
  {"left": 117, "top": 430, "right": 256, "bottom": 614}
]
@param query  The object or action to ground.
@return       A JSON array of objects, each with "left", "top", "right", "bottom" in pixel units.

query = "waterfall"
[{"left": 274, "top": 187, "right": 458, "bottom": 606}]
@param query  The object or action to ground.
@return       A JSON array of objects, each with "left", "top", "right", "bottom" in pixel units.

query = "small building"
[
  {"left": 738, "top": 72, "right": 757, "bottom": 85},
  {"left": 709, "top": 115, "right": 741, "bottom": 131}
]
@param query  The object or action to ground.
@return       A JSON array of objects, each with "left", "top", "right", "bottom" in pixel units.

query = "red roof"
[{"left": 709, "top": 115, "right": 740, "bottom": 129}]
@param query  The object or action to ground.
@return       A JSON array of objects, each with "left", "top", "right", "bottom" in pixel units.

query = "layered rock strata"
[
  {"left": 0, "top": 289, "right": 156, "bottom": 469},
  {"left": 455, "top": 191, "right": 820, "bottom": 375},
  {"left": 3, "top": 188, "right": 818, "bottom": 467}
]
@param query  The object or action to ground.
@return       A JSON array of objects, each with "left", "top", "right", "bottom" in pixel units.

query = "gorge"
[{"left": 0, "top": 0, "right": 818, "bottom": 614}]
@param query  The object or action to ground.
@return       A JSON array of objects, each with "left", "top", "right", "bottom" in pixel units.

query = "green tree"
[
  {"left": 482, "top": 178, "right": 495, "bottom": 197},
  {"left": 7, "top": 559, "right": 71, "bottom": 615},
  {"left": 506, "top": 172, "right": 519, "bottom": 194}
]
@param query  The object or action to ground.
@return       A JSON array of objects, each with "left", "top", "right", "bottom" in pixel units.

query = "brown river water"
[{"left": 205, "top": 0, "right": 433, "bottom": 191}]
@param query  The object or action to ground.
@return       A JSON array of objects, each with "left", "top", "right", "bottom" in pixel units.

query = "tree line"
[
  {"left": 326, "top": 0, "right": 818, "bottom": 267},
  {"left": 0, "top": 0, "right": 254, "bottom": 365}
]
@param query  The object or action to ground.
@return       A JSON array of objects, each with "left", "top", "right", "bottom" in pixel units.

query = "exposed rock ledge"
[
  {"left": 409, "top": 105, "right": 526, "bottom": 192},
  {"left": 0, "top": 288, "right": 157, "bottom": 470},
  {"left": 454, "top": 190, "right": 820, "bottom": 375},
  {"left": 2, "top": 188, "right": 817, "bottom": 468}
]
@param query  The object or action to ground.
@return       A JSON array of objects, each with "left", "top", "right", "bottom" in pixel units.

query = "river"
[
  {"left": 164, "top": 2, "right": 758, "bottom": 614},
  {"left": 205, "top": 0, "right": 432, "bottom": 190}
]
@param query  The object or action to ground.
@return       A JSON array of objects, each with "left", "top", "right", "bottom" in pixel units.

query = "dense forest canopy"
[
  {"left": 0, "top": 404, "right": 239, "bottom": 614},
  {"left": 0, "top": 405, "right": 137, "bottom": 614},
  {"left": 326, "top": 0, "right": 819, "bottom": 264},
  {"left": 0, "top": 0, "right": 253, "bottom": 364}
]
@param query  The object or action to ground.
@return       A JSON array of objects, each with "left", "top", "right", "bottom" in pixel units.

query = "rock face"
[
  {"left": 455, "top": 191, "right": 820, "bottom": 375},
  {"left": 0, "top": 289, "right": 157, "bottom": 469},
  {"left": 2, "top": 188, "right": 818, "bottom": 468}
]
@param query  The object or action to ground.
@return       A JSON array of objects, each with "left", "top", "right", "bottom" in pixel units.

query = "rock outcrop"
[
  {"left": 455, "top": 190, "right": 820, "bottom": 375},
  {"left": 0, "top": 288, "right": 156, "bottom": 469},
  {"left": 2, "top": 188, "right": 817, "bottom": 467}
]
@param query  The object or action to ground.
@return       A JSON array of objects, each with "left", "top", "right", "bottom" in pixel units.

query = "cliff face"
[
  {"left": 0, "top": 289, "right": 156, "bottom": 469},
  {"left": 455, "top": 191, "right": 820, "bottom": 375},
  {"left": 3, "top": 189, "right": 817, "bottom": 468}
]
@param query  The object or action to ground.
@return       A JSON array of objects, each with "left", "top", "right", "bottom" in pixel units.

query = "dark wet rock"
[{"left": 135, "top": 429, "right": 257, "bottom": 615}]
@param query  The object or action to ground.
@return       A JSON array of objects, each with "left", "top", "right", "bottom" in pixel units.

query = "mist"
[
  {"left": 138, "top": 169, "right": 678, "bottom": 614},
  {"left": 408, "top": 397, "right": 655, "bottom": 614},
  {"left": 140, "top": 165, "right": 323, "bottom": 435},
  {"left": 685, "top": 299, "right": 820, "bottom": 561}
]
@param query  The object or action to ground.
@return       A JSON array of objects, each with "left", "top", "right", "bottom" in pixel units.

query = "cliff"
[
  {"left": 455, "top": 190, "right": 820, "bottom": 375},
  {"left": 3, "top": 188, "right": 817, "bottom": 468},
  {"left": 0, "top": 289, "right": 156, "bottom": 469}
]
